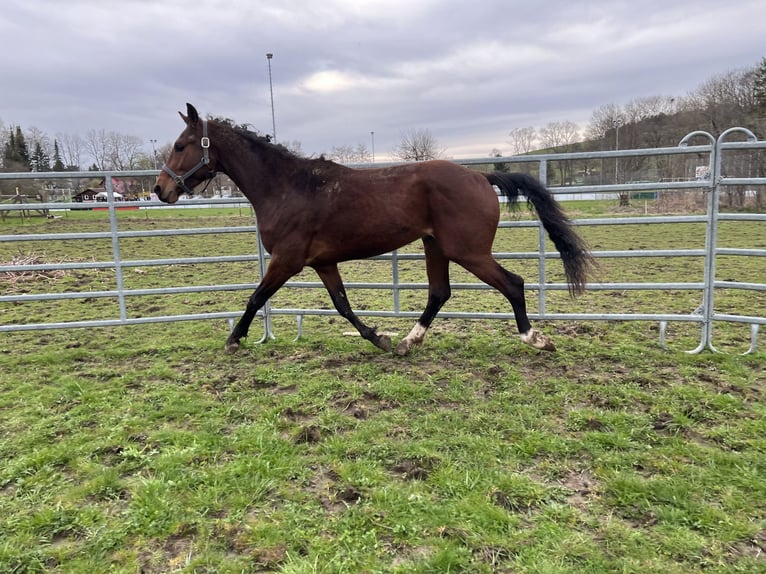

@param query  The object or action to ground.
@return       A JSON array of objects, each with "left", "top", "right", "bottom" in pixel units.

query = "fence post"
[
  {"left": 706, "top": 128, "right": 759, "bottom": 353},
  {"left": 255, "top": 224, "right": 275, "bottom": 342},
  {"left": 105, "top": 175, "right": 128, "bottom": 323}
]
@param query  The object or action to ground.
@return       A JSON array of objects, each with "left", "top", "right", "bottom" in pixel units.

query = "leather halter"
[{"left": 161, "top": 119, "right": 215, "bottom": 196}]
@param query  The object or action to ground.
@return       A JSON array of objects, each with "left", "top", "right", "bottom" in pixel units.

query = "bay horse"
[{"left": 154, "top": 104, "right": 593, "bottom": 355}]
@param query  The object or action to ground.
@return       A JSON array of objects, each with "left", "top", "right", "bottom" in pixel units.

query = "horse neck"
[{"left": 210, "top": 125, "right": 283, "bottom": 210}]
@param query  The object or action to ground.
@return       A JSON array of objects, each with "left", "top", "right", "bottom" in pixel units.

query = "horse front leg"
[
  {"left": 226, "top": 257, "right": 299, "bottom": 353},
  {"left": 314, "top": 264, "right": 392, "bottom": 352}
]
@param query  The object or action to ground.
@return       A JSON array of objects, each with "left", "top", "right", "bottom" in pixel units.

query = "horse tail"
[{"left": 485, "top": 172, "right": 593, "bottom": 296}]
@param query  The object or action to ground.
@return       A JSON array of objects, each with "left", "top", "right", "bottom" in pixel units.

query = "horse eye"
[{"left": 174, "top": 143, "right": 185, "bottom": 152}]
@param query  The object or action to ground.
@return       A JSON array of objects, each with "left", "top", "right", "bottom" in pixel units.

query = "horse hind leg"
[
  {"left": 459, "top": 255, "right": 555, "bottom": 352},
  {"left": 395, "top": 237, "right": 451, "bottom": 356},
  {"left": 314, "top": 264, "right": 392, "bottom": 352}
]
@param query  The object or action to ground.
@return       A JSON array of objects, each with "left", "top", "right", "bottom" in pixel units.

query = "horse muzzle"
[{"left": 153, "top": 173, "right": 180, "bottom": 204}]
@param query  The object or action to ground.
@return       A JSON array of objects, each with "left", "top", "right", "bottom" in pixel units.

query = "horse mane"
[{"left": 219, "top": 123, "right": 347, "bottom": 192}]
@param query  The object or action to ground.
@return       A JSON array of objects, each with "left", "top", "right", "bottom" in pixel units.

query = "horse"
[{"left": 154, "top": 104, "right": 593, "bottom": 355}]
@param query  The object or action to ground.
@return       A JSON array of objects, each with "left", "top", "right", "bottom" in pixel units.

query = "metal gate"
[{"left": 1, "top": 128, "right": 764, "bottom": 354}]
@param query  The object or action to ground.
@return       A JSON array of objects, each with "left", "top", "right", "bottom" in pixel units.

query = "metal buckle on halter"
[{"left": 201, "top": 136, "right": 210, "bottom": 149}]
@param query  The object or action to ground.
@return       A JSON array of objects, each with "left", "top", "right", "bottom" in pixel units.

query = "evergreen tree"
[
  {"left": 52, "top": 140, "right": 65, "bottom": 171},
  {"left": 3, "top": 129, "right": 15, "bottom": 166},
  {"left": 31, "top": 141, "right": 50, "bottom": 172},
  {"left": 2, "top": 126, "right": 31, "bottom": 171},
  {"left": 13, "top": 126, "right": 30, "bottom": 168}
]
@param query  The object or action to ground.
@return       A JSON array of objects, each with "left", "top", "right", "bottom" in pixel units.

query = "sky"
[{"left": 1, "top": 0, "right": 764, "bottom": 161}]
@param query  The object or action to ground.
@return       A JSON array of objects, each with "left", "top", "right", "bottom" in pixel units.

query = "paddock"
[
  {"left": 1, "top": 128, "right": 765, "bottom": 573},
  {"left": 1, "top": 128, "right": 764, "bottom": 354}
]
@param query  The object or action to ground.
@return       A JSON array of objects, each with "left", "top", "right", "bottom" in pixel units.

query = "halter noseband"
[{"left": 161, "top": 119, "right": 215, "bottom": 196}]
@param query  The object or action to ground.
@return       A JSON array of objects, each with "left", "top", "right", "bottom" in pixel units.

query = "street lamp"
[
  {"left": 149, "top": 139, "right": 157, "bottom": 170},
  {"left": 266, "top": 53, "right": 276, "bottom": 143}
]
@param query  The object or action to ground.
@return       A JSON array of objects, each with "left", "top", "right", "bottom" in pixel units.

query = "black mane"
[{"left": 229, "top": 124, "right": 347, "bottom": 175}]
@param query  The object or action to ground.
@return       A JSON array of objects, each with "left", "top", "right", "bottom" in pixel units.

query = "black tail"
[{"left": 485, "top": 172, "right": 593, "bottom": 296}]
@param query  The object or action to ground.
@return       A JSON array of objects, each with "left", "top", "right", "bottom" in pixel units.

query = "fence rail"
[{"left": 1, "top": 129, "right": 764, "bottom": 354}]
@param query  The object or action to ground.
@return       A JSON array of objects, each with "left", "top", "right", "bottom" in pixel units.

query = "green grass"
[{"left": 0, "top": 201, "right": 764, "bottom": 573}]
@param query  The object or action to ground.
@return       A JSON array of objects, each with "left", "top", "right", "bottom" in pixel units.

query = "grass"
[{"left": 0, "top": 200, "right": 764, "bottom": 572}]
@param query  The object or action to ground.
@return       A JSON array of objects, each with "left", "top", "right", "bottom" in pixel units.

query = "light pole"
[
  {"left": 370, "top": 131, "right": 375, "bottom": 162},
  {"left": 149, "top": 139, "right": 157, "bottom": 169},
  {"left": 266, "top": 53, "right": 276, "bottom": 143}
]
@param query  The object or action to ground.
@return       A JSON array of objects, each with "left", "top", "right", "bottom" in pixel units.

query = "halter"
[{"left": 161, "top": 119, "right": 215, "bottom": 196}]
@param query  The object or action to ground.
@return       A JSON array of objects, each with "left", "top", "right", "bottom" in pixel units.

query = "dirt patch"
[
  {"left": 334, "top": 390, "right": 399, "bottom": 420},
  {"left": 560, "top": 469, "right": 598, "bottom": 509},
  {"left": 729, "top": 530, "right": 766, "bottom": 561},
  {"left": 293, "top": 424, "right": 323, "bottom": 444},
  {"left": 306, "top": 466, "right": 363, "bottom": 512},
  {"left": 390, "top": 456, "right": 439, "bottom": 480}
]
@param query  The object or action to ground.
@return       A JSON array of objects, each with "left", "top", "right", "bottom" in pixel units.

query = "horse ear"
[{"left": 186, "top": 103, "right": 199, "bottom": 127}]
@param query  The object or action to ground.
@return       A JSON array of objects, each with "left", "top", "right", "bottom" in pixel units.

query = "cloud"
[{"left": 1, "top": 0, "right": 764, "bottom": 160}]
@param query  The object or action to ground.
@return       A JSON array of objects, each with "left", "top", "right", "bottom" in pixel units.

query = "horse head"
[{"left": 153, "top": 103, "right": 217, "bottom": 203}]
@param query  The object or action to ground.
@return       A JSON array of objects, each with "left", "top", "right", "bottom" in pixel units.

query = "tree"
[
  {"left": 57, "top": 132, "right": 84, "bottom": 170},
  {"left": 586, "top": 103, "right": 623, "bottom": 144},
  {"left": 84, "top": 129, "right": 145, "bottom": 170},
  {"left": 755, "top": 57, "right": 766, "bottom": 116},
  {"left": 30, "top": 141, "right": 50, "bottom": 172},
  {"left": 490, "top": 148, "right": 509, "bottom": 172},
  {"left": 108, "top": 133, "right": 144, "bottom": 170},
  {"left": 507, "top": 126, "right": 536, "bottom": 155},
  {"left": 538, "top": 121, "right": 581, "bottom": 186},
  {"left": 3, "top": 126, "right": 30, "bottom": 171},
  {"left": 687, "top": 67, "right": 757, "bottom": 135},
  {"left": 328, "top": 143, "right": 371, "bottom": 164},
  {"left": 52, "top": 140, "right": 65, "bottom": 171},
  {"left": 538, "top": 121, "right": 580, "bottom": 150},
  {"left": 392, "top": 128, "right": 443, "bottom": 161}
]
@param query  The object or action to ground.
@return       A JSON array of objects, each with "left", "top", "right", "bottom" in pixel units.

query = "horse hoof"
[
  {"left": 376, "top": 334, "right": 392, "bottom": 353},
  {"left": 225, "top": 341, "right": 240, "bottom": 354},
  {"left": 394, "top": 340, "right": 411, "bottom": 356},
  {"left": 521, "top": 329, "right": 556, "bottom": 352}
]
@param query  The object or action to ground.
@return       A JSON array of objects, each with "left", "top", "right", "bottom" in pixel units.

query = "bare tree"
[
  {"left": 687, "top": 67, "right": 757, "bottom": 135},
  {"left": 539, "top": 121, "right": 580, "bottom": 150},
  {"left": 328, "top": 143, "right": 371, "bottom": 164},
  {"left": 84, "top": 129, "right": 111, "bottom": 170},
  {"left": 537, "top": 121, "right": 581, "bottom": 186},
  {"left": 57, "top": 132, "right": 84, "bottom": 170},
  {"left": 392, "top": 128, "right": 443, "bottom": 161},
  {"left": 507, "top": 126, "right": 537, "bottom": 155},
  {"left": 586, "top": 103, "right": 623, "bottom": 143},
  {"left": 624, "top": 95, "right": 676, "bottom": 124},
  {"left": 109, "top": 133, "right": 144, "bottom": 170},
  {"left": 84, "top": 129, "right": 145, "bottom": 170}
]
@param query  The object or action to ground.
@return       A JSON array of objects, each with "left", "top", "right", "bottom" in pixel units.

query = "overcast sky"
[{"left": 1, "top": 0, "right": 764, "bottom": 161}]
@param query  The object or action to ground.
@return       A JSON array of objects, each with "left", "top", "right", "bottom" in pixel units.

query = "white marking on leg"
[
  {"left": 404, "top": 322, "right": 428, "bottom": 346},
  {"left": 395, "top": 322, "right": 428, "bottom": 355},
  {"left": 520, "top": 328, "right": 556, "bottom": 351}
]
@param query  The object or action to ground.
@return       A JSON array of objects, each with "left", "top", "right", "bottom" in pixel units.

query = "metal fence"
[{"left": 1, "top": 128, "right": 764, "bottom": 354}]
